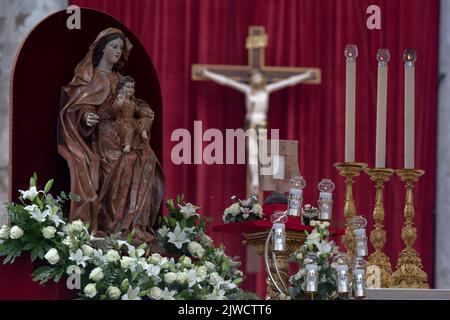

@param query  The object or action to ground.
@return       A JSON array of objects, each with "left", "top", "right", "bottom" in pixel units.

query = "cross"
[
  {"left": 192, "top": 26, "right": 321, "bottom": 198},
  {"left": 192, "top": 26, "right": 321, "bottom": 85}
]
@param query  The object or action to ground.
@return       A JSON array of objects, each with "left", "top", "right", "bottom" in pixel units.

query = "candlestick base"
[
  {"left": 390, "top": 169, "right": 428, "bottom": 288},
  {"left": 335, "top": 162, "right": 368, "bottom": 263},
  {"left": 365, "top": 167, "right": 394, "bottom": 288}
]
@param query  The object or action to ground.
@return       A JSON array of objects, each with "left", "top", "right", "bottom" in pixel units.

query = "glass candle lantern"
[
  {"left": 317, "top": 179, "right": 335, "bottom": 221},
  {"left": 353, "top": 258, "right": 367, "bottom": 299},
  {"left": 352, "top": 216, "right": 368, "bottom": 257},
  {"left": 333, "top": 253, "right": 350, "bottom": 294},
  {"left": 287, "top": 176, "right": 306, "bottom": 216},
  {"left": 271, "top": 211, "right": 288, "bottom": 252},
  {"left": 304, "top": 253, "right": 319, "bottom": 293}
]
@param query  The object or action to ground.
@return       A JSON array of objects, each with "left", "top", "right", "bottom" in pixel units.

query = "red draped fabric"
[{"left": 72, "top": 0, "right": 439, "bottom": 296}]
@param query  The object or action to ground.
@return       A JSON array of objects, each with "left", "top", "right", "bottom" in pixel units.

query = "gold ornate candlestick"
[
  {"left": 365, "top": 168, "right": 394, "bottom": 287},
  {"left": 335, "top": 162, "right": 368, "bottom": 262},
  {"left": 390, "top": 169, "right": 428, "bottom": 288}
]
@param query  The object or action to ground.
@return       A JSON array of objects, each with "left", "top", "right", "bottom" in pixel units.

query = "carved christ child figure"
[
  {"left": 197, "top": 67, "right": 313, "bottom": 195},
  {"left": 112, "top": 76, "right": 155, "bottom": 153}
]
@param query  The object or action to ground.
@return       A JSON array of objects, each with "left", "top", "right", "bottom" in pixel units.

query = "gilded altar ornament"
[
  {"left": 365, "top": 168, "right": 394, "bottom": 288},
  {"left": 58, "top": 28, "right": 164, "bottom": 244},
  {"left": 334, "top": 162, "right": 368, "bottom": 262},
  {"left": 390, "top": 169, "right": 429, "bottom": 288}
]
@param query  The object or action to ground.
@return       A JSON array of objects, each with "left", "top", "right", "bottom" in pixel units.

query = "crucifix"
[{"left": 192, "top": 26, "right": 321, "bottom": 197}]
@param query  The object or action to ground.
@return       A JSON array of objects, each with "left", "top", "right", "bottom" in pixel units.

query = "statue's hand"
[
  {"left": 196, "top": 67, "right": 206, "bottom": 77},
  {"left": 85, "top": 112, "right": 100, "bottom": 127},
  {"left": 115, "top": 93, "right": 125, "bottom": 106}
]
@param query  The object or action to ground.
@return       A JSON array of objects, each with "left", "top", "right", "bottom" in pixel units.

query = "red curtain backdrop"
[{"left": 72, "top": 0, "right": 439, "bottom": 295}]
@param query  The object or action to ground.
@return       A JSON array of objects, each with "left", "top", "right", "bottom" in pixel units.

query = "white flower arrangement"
[
  {"left": 222, "top": 195, "right": 264, "bottom": 224},
  {"left": 0, "top": 176, "right": 259, "bottom": 300},
  {"left": 289, "top": 220, "right": 342, "bottom": 300}
]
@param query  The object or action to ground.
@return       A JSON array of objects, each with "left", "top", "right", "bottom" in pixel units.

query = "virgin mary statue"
[{"left": 58, "top": 28, "right": 164, "bottom": 244}]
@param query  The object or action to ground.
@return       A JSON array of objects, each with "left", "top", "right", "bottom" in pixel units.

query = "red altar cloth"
[
  {"left": 212, "top": 203, "right": 345, "bottom": 235},
  {"left": 0, "top": 254, "right": 75, "bottom": 300}
]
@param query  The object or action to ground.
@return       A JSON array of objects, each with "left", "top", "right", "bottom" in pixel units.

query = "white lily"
[
  {"left": 48, "top": 210, "right": 65, "bottom": 227},
  {"left": 25, "top": 205, "right": 49, "bottom": 223},
  {"left": 145, "top": 264, "right": 161, "bottom": 278},
  {"left": 209, "top": 272, "right": 225, "bottom": 287},
  {"left": 157, "top": 225, "right": 169, "bottom": 237},
  {"left": 184, "top": 269, "right": 198, "bottom": 288},
  {"left": 314, "top": 240, "right": 332, "bottom": 256},
  {"left": 160, "top": 287, "right": 177, "bottom": 300},
  {"left": 206, "top": 288, "right": 226, "bottom": 300},
  {"left": 167, "top": 224, "right": 190, "bottom": 249},
  {"left": 178, "top": 203, "right": 200, "bottom": 219},
  {"left": 128, "top": 246, "right": 146, "bottom": 259},
  {"left": 19, "top": 186, "right": 39, "bottom": 201},
  {"left": 121, "top": 286, "right": 142, "bottom": 300},
  {"left": 69, "top": 249, "right": 90, "bottom": 268}
]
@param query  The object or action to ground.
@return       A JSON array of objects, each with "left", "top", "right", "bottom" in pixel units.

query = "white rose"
[
  {"left": 105, "top": 249, "right": 120, "bottom": 263},
  {"left": 84, "top": 283, "right": 97, "bottom": 298},
  {"left": 228, "top": 202, "right": 241, "bottom": 216},
  {"left": 9, "top": 225, "right": 24, "bottom": 239},
  {"left": 180, "top": 256, "right": 192, "bottom": 267},
  {"left": 204, "top": 261, "right": 216, "bottom": 271},
  {"left": 176, "top": 272, "right": 187, "bottom": 285},
  {"left": 42, "top": 226, "right": 57, "bottom": 239},
  {"left": 148, "top": 253, "right": 161, "bottom": 265},
  {"left": 196, "top": 266, "right": 208, "bottom": 282},
  {"left": 296, "top": 252, "right": 303, "bottom": 260},
  {"left": 321, "top": 221, "right": 330, "bottom": 228},
  {"left": 201, "top": 234, "right": 213, "bottom": 247},
  {"left": 107, "top": 286, "right": 121, "bottom": 300},
  {"left": 209, "top": 272, "right": 225, "bottom": 286},
  {"left": 252, "top": 204, "right": 262, "bottom": 213},
  {"left": 187, "top": 241, "right": 205, "bottom": 258},
  {"left": 82, "top": 245, "right": 94, "bottom": 257},
  {"left": 70, "top": 220, "right": 85, "bottom": 233},
  {"left": 89, "top": 267, "right": 104, "bottom": 282},
  {"left": 164, "top": 272, "right": 177, "bottom": 284},
  {"left": 149, "top": 287, "right": 163, "bottom": 300},
  {"left": 0, "top": 225, "right": 11, "bottom": 239},
  {"left": 44, "top": 248, "right": 60, "bottom": 265},
  {"left": 120, "top": 256, "right": 135, "bottom": 270}
]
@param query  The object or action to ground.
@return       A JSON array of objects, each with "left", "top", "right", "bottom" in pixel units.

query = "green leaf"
[
  {"left": 30, "top": 173, "right": 37, "bottom": 187},
  {"left": 44, "top": 179, "right": 54, "bottom": 193},
  {"left": 23, "top": 242, "right": 35, "bottom": 251},
  {"left": 32, "top": 266, "right": 63, "bottom": 284},
  {"left": 166, "top": 199, "right": 175, "bottom": 211}
]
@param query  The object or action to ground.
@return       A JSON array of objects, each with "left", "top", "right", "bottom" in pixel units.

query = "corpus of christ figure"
[{"left": 193, "top": 26, "right": 321, "bottom": 196}]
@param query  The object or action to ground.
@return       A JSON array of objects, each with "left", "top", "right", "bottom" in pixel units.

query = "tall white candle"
[
  {"left": 403, "top": 49, "right": 417, "bottom": 169},
  {"left": 344, "top": 44, "right": 358, "bottom": 162},
  {"left": 375, "top": 49, "right": 390, "bottom": 168}
]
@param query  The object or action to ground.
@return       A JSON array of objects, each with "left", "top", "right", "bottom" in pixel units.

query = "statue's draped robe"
[{"left": 57, "top": 28, "right": 164, "bottom": 243}]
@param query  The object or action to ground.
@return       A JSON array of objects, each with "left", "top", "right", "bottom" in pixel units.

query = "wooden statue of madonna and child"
[{"left": 58, "top": 28, "right": 164, "bottom": 245}]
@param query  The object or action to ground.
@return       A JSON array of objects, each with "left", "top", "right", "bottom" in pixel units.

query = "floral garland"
[
  {"left": 0, "top": 175, "right": 257, "bottom": 300},
  {"left": 289, "top": 220, "right": 342, "bottom": 300},
  {"left": 222, "top": 196, "right": 264, "bottom": 224}
]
